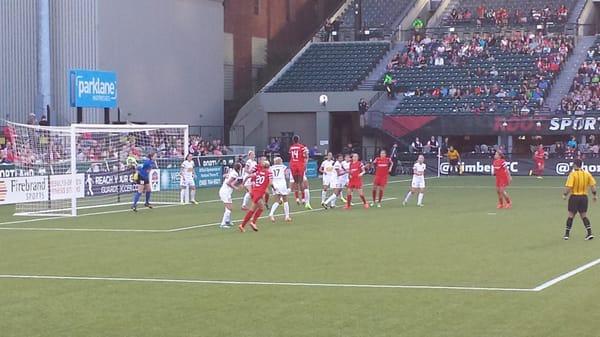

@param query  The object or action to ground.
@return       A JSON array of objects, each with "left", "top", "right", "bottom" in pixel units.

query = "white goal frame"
[{"left": 9, "top": 122, "right": 189, "bottom": 217}]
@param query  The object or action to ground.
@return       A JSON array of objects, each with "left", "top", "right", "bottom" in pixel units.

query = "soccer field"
[{"left": 0, "top": 176, "right": 599, "bottom": 337}]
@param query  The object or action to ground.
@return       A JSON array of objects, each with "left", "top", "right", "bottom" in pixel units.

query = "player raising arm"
[
  {"left": 562, "top": 158, "right": 596, "bottom": 240},
  {"left": 132, "top": 152, "right": 156, "bottom": 212},
  {"left": 219, "top": 163, "right": 243, "bottom": 228},
  {"left": 492, "top": 151, "right": 512, "bottom": 209},
  {"left": 403, "top": 154, "right": 426, "bottom": 207},
  {"left": 345, "top": 153, "right": 369, "bottom": 209},
  {"left": 371, "top": 150, "right": 393, "bottom": 208},
  {"left": 239, "top": 160, "right": 273, "bottom": 232},
  {"left": 180, "top": 153, "right": 198, "bottom": 204},
  {"left": 269, "top": 157, "right": 292, "bottom": 222},
  {"left": 289, "top": 135, "right": 308, "bottom": 205}
]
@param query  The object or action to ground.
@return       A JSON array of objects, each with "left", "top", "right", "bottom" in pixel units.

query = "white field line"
[
  {"left": 0, "top": 176, "right": 426, "bottom": 228},
  {"left": 0, "top": 274, "right": 534, "bottom": 292},
  {"left": 2, "top": 256, "right": 598, "bottom": 292},
  {"left": 0, "top": 198, "right": 397, "bottom": 233},
  {"left": 533, "top": 257, "right": 600, "bottom": 292}
]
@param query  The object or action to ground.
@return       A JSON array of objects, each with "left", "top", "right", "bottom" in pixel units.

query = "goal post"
[{"left": 7, "top": 121, "right": 189, "bottom": 217}]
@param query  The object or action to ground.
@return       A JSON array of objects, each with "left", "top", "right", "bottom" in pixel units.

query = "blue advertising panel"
[
  {"left": 306, "top": 160, "right": 318, "bottom": 178},
  {"left": 160, "top": 167, "right": 224, "bottom": 190},
  {"left": 69, "top": 69, "right": 118, "bottom": 108},
  {"left": 197, "top": 167, "right": 223, "bottom": 188}
]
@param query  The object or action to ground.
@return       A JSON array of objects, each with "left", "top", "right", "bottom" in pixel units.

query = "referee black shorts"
[{"left": 568, "top": 195, "right": 588, "bottom": 214}]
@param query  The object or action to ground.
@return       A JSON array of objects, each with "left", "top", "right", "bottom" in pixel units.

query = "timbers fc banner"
[
  {"left": 382, "top": 115, "right": 600, "bottom": 138},
  {"left": 424, "top": 157, "right": 600, "bottom": 176}
]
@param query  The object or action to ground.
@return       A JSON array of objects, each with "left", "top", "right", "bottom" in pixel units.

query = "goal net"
[{"left": 7, "top": 122, "right": 189, "bottom": 216}]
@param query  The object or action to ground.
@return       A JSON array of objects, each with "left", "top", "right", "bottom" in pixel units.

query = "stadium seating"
[
  {"left": 266, "top": 42, "right": 389, "bottom": 92},
  {"left": 558, "top": 36, "right": 600, "bottom": 115},
  {"left": 441, "top": 0, "right": 575, "bottom": 31},
  {"left": 340, "top": 0, "right": 414, "bottom": 31},
  {"left": 378, "top": 33, "right": 573, "bottom": 115}
]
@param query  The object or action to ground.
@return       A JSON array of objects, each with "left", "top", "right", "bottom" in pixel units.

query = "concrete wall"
[
  {"left": 233, "top": 90, "right": 378, "bottom": 150},
  {"left": 1, "top": 0, "right": 224, "bottom": 126},
  {"left": 50, "top": 0, "right": 100, "bottom": 125},
  {"left": 0, "top": 0, "right": 37, "bottom": 123},
  {"left": 268, "top": 112, "right": 317, "bottom": 146},
  {"left": 97, "top": 0, "right": 224, "bottom": 125}
]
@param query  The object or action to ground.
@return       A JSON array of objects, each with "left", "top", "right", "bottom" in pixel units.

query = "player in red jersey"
[
  {"left": 370, "top": 150, "right": 393, "bottom": 208},
  {"left": 529, "top": 144, "right": 546, "bottom": 179},
  {"left": 345, "top": 153, "right": 369, "bottom": 209},
  {"left": 288, "top": 135, "right": 308, "bottom": 204},
  {"left": 493, "top": 151, "right": 512, "bottom": 209},
  {"left": 239, "top": 160, "right": 273, "bottom": 232}
]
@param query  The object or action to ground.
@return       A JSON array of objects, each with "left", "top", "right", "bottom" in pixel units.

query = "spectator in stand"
[
  {"left": 0, "top": 146, "right": 7, "bottom": 164},
  {"left": 27, "top": 113, "right": 36, "bottom": 125},
  {"left": 567, "top": 136, "right": 578, "bottom": 150},
  {"left": 309, "top": 145, "right": 320, "bottom": 158},
  {"left": 427, "top": 136, "right": 439, "bottom": 154},
  {"left": 38, "top": 115, "right": 49, "bottom": 126},
  {"left": 267, "top": 137, "right": 281, "bottom": 155},
  {"left": 410, "top": 137, "right": 423, "bottom": 153}
]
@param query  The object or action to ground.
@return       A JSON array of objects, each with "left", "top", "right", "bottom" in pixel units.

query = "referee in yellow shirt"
[{"left": 562, "top": 159, "right": 596, "bottom": 240}]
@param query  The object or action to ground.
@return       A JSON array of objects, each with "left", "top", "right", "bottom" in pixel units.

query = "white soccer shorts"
[
  {"left": 180, "top": 176, "right": 195, "bottom": 187},
  {"left": 219, "top": 188, "right": 233, "bottom": 203},
  {"left": 272, "top": 182, "right": 289, "bottom": 195},
  {"left": 411, "top": 176, "right": 425, "bottom": 189}
]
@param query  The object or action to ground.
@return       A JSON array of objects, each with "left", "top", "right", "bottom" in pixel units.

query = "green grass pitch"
[{"left": 0, "top": 176, "right": 599, "bottom": 337}]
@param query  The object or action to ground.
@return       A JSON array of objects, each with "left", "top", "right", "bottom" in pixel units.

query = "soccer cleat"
[
  {"left": 305, "top": 203, "right": 313, "bottom": 210},
  {"left": 363, "top": 203, "right": 370, "bottom": 209},
  {"left": 536, "top": 176, "right": 543, "bottom": 180},
  {"left": 503, "top": 203, "right": 512, "bottom": 209},
  {"left": 219, "top": 224, "right": 232, "bottom": 229},
  {"left": 250, "top": 222, "right": 258, "bottom": 232},
  {"left": 377, "top": 203, "right": 382, "bottom": 208},
  {"left": 369, "top": 202, "right": 375, "bottom": 207},
  {"left": 563, "top": 235, "right": 569, "bottom": 240},
  {"left": 238, "top": 224, "right": 245, "bottom": 232},
  {"left": 296, "top": 198, "right": 301, "bottom": 205},
  {"left": 285, "top": 217, "right": 292, "bottom": 222},
  {"left": 241, "top": 206, "right": 249, "bottom": 211},
  {"left": 340, "top": 196, "right": 347, "bottom": 203},
  {"left": 417, "top": 204, "right": 424, "bottom": 207},
  {"left": 270, "top": 216, "right": 276, "bottom": 222},
  {"left": 265, "top": 203, "right": 270, "bottom": 210},
  {"left": 344, "top": 205, "right": 351, "bottom": 210},
  {"left": 190, "top": 200, "right": 199, "bottom": 205},
  {"left": 180, "top": 201, "right": 185, "bottom": 205},
  {"left": 585, "top": 234, "right": 595, "bottom": 241},
  {"left": 528, "top": 170, "right": 533, "bottom": 176},
  {"left": 321, "top": 202, "right": 329, "bottom": 210},
  {"left": 496, "top": 203, "right": 503, "bottom": 209},
  {"left": 144, "top": 203, "right": 153, "bottom": 209},
  {"left": 131, "top": 206, "right": 138, "bottom": 212}
]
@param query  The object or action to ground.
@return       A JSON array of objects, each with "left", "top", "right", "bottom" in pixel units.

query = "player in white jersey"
[
  {"left": 323, "top": 154, "right": 344, "bottom": 209},
  {"left": 319, "top": 152, "right": 335, "bottom": 204},
  {"left": 241, "top": 151, "right": 257, "bottom": 210},
  {"left": 403, "top": 154, "right": 426, "bottom": 207},
  {"left": 268, "top": 157, "right": 292, "bottom": 222},
  {"left": 338, "top": 154, "right": 351, "bottom": 203},
  {"left": 180, "top": 154, "right": 198, "bottom": 204},
  {"left": 219, "top": 163, "right": 243, "bottom": 228}
]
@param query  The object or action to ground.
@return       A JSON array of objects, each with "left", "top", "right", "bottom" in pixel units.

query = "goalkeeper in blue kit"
[{"left": 132, "top": 153, "right": 156, "bottom": 212}]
